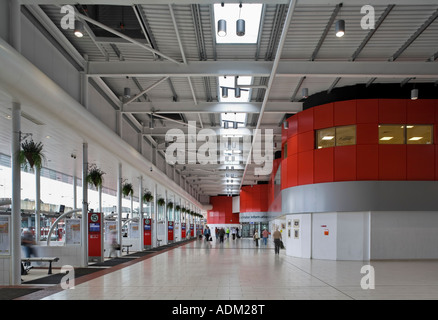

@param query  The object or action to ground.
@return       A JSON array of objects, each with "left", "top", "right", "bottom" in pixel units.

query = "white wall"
[
  {"left": 285, "top": 214, "right": 311, "bottom": 258},
  {"left": 312, "top": 212, "right": 337, "bottom": 260},
  {"left": 370, "top": 211, "right": 438, "bottom": 259}
]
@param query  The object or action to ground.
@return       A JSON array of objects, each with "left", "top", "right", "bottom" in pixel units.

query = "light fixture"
[
  {"left": 74, "top": 20, "right": 84, "bottom": 38},
  {"left": 236, "top": 3, "right": 245, "bottom": 36},
  {"left": 380, "top": 137, "right": 393, "bottom": 141},
  {"left": 322, "top": 136, "right": 335, "bottom": 140},
  {"left": 283, "top": 120, "right": 289, "bottom": 129},
  {"left": 234, "top": 87, "right": 241, "bottom": 98},
  {"left": 411, "top": 88, "right": 419, "bottom": 100},
  {"left": 149, "top": 115, "right": 154, "bottom": 130},
  {"left": 222, "top": 87, "right": 228, "bottom": 98},
  {"left": 409, "top": 137, "right": 423, "bottom": 141},
  {"left": 335, "top": 19, "right": 345, "bottom": 37},
  {"left": 217, "top": 19, "right": 227, "bottom": 37},
  {"left": 302, "top": 88, "right": 309, "bottom": 98},
  {"left": 233, "top": 121, "right": 238, "bottom": 129},
  {"left": 224, "top": 121, "right": 229, "bottom": 129},
  {"left": 124, "top": 87, "right": 131, "bottom": 99}
]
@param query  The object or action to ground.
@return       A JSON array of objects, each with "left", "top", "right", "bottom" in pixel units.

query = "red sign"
[
  {"left": 190, "top": 224, "right": 194, "bottom": 236},
  {"left": 168, "top": 221, "right": 174, "bottom": 241},
  {"left": 88, "top": 212, "right": 102, "bottom": 258},
  {"left": 181, "top": 223, "right": 186, "bottom": 238},
  {"left": 144, "top": 218, "right": 152, "bottom": 246}
]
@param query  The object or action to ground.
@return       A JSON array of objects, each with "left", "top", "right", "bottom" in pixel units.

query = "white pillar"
[
  {"left": 153, "top": 183, "right": 157, "bottom": 247},
  {"left": 117, "top": 163, "right": 122, "bottom": 256},
  {"left": 81, "top": 142, "right": 88, "bottom": 267},
  {"left": 11, "top": 102, "right": 21, "bottom": 285},
  {"left": 35, "top": 166, "right": 40, "bottom": 243},
  {"left": 164, "top": 189, "right": 168, "bottom": 245},
  {"left": 139, "top": 176, "right": 143, "bottom": 250}
]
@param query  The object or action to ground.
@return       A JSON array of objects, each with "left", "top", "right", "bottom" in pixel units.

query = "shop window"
[
  {"left": 316, "top": 125, "right": 356, "bottom": 149},
  {"left": 379, "top": 125, "right": 405, "bottom": 144}
]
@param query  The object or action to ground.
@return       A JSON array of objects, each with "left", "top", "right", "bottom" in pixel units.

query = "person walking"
[
  {"left": 219, "top": 228, "right": 225, "bottom": 243},
  {"left": 253, "top": 229, "right": 260, "bottom": 247},
  {"left": 204, "top": 225, "right": 211, "bottom": 242},
  {"left": 262, "top": 228, "right": 270, "bottom": 246},
  {"left": 273, "top": 227, "right": 282, "bottom": 254},
  {"left": 226, "top": 227, "right": 230, "bottom": 239},
  {"left": 231, "top": 227, "right": 237, "bottom": 240}
]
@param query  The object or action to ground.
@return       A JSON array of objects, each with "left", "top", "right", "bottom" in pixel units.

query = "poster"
[
  {"left": 0, "top": 216, "right": 10, "bottom": 255},
  {"left": 65, "top": 218, "right": 81, "bottom": 245}
]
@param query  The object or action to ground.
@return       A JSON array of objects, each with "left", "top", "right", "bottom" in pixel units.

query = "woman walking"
[{"left": 273, "top": 227, "right": 282, "bottom": 254}]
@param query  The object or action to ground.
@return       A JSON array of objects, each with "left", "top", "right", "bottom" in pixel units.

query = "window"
[
  {"left": 379, "top": 125, "right": 433, "bottom": 145},
  {"left": 283, "top": 143, "right": 288, "bottom": 159},
  {"left": 316, "top": 125, "right": 356, "bottom": 149}
]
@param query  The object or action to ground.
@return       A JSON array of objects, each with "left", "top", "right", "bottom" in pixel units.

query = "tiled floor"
[{"left": 21, "top": 238, "right": 438, "bottom": 300}]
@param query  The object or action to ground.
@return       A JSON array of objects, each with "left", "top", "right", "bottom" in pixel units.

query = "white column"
[
  {"left": 164, "top": 189, "right": 168, "bottom": 245},
  {"left": 35, "top": 166, "right": 40, "bottom": 243},
  {"left": 11, "top": 102, "right": 21, "bottom": 285},
  {"left": 81, "top": 142, "right": 88, "bottom": 267},
  {"left": 117, "top": 163, "right": 122, "bottom": 256},
  {"left": 153, "top": 183, "right": 157, "bottom": 247},
  {"left": 139, "top": 176, "right": 143, "bottom": 250}
]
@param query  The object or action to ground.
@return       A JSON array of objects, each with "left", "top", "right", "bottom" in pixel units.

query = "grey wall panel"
[{"left": 282, "top": 181, "right": 438, "bottom": 214}]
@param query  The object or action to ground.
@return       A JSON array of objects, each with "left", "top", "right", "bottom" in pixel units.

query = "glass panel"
[
  {"left": 379, "top": 125, "right": 405, "bottom": 144},
  {"left": 316, "top": 127, "right": 335, "bottom": 149},
  {"left": 406, "top": 125, "right": 433, "bottom": 145},
  {"left": 283, "top": 143, "right": 287, "bottom": 159},
  {"left": 336, "top": 125, "right": 356, "bottom": 146}
]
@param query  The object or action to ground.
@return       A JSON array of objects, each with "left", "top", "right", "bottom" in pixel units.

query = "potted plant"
[
  {"left": 167, "top": 201, "right": 173, "bottom": 210},
  {"left": 143, "top": 191, "right": 153, "bottom": 203},
  {"left": 19, "top": 139, "right": 45, "bottom": 169},
  {"left": 175, "top": 205, "right": 181, "bottom": 212},
  {"left": 122, "top": 182, "right": 134, "bottom": 197},
  {"left": 157, "top": 198, "right": 165, "bottom": 207},
  {"left": 86, "top": 164, "right": 105, "bottom": 189}
]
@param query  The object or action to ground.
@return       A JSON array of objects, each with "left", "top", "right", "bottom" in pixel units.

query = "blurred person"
[
  {"left": 273, "top": 227, "right": 282, "bottom": 255},
  {"left": 262, "top": 228, "right": 270, "bottom": 246},
  {"left": 253, "top": 229, "right": 260, "bottom": 247}
]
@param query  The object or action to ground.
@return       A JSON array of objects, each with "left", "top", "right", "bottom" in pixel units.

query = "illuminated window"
[
  {"left": 379, "top": 124, "right": 433, "bottom": 145},
  {"left": 316, "top": 125, "right": 356, "bottom": 149},
  {"left": 379, "top": 125, "right": 405, "bottom": 144},
  {"left": 406, "top": 125, "right": 433, "bottom": 144}
]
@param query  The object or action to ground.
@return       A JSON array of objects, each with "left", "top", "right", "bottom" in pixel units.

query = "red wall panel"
[
  {"left": 208, "top": 196, "right": 237, "bottom": 224},
  {"left": 297, "top": 108, "right": 314, "bottom": 133},
  {"left": 357, "top": 99, "right": 378, "bottom": 124},
  {"left": 334, "top": 145, "right": 356, "bottom": 181},
  {"left": 407, "top": 100, "right": 435, "bottom": 124},
  {"left": 406, "top": 145, "right": 435, "bottom": 180},
  {"left": 287, "top": 135, "right": 298, "bottom": 157},
  {"left": 314, "top": 148, "right": 334, "bottom": 183},
  {"left": 298, "top": 150, "right": 314, "bottom": 185},
  {"left": 313, "top": 103, "right": 333, "bottom": 129},
  {"left": 378, "top": 145, "right": 407, "bottom": 180},
  {"left": 287, "top": 154, "right": 298, "bottom": 187},
  {"left": 379, "top": 99, "right": 407, "bottom": 123},
  {"left": 334, "top": 100, "right": 356, "bottom": 126},
  {"left": 297, "top": 130, "right": 314, "bottom": 153},
  {"left": 356, "top": 124, "right": 378, "bottom": 145},
  {"left": 356, "top": 145, "right": 379, "bottom": 180}
]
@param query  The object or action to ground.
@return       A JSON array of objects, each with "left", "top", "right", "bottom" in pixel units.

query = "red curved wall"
[{"left": 281, "top": 99, "right": 438, "bottom": 190}]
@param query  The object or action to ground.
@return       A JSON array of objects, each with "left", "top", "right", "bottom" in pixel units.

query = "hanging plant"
[
  {"left": 157, "top": 198, "right": 165, "bottom": 207},
  {"left": 175, "top": 205, "right": 181, "bottom": 212},
  {"left": 19, "top": 139, "right": 45, "bottom": 169},
  {"left": 86, "top": 164, "right": 105, "bottom": 188},
  {"left": 167, "top": 201, "right": 173, "bottom": 210},
  {"left": 143, "top": 191, "right": 153, "bottom": 203},
  {"left": 181, "top": 207, "right": 186, "bottom": 213},
  {"left": 122, "top": 182, "right": 134, "bottom": 197}
]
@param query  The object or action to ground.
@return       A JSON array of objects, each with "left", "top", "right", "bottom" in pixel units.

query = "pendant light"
[
  {"left": 302, "top": 88, "right": 309, "bottom": 99},
  {"left": 411, "top": 88, "right": 419, "bottom": 100},
  {"left": 222, "top": 87, "right": 228, "bottom": 98},
  {"left": 236, "top": 3, "right": 245, "bottom": 36},
  {"left": 217, "top": 19, "right": 227, "bottom": 37},
  {"left": 74, "top": 20, "right": 84, "bottom": 38},
  {"left": 335, "top": 19, "right": 345, "bottom": 37}
]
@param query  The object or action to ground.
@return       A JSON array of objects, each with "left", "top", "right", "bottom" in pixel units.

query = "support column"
[
  {"left": 11, "top": 102, "right": 21, "bottom": 285},
  {"left": 81, "top": 142, "right": 88, "bottom": 267},
  {"left": 117, "top": 163, "right": 122, "bottom": 256},
  {"left": 164, "top": 189, "right": 168, "bottom": 245},
  {"left": 139, "top": 176, "right": 143, "bottom": 250},
  {"left": 153, "top": 183, "right": 157, "bottom": 247},
  {"left": 35, "top": 166, "right": 40, "bottom": 243}
]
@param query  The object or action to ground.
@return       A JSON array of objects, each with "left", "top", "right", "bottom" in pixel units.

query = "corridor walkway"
[{"left": 19, "top": 238, "right": 438, "bottom": 300}]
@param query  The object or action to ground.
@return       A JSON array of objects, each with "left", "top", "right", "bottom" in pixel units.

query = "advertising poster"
[{"left": 0, "top": 216, "right": 10, "bottom": 255}]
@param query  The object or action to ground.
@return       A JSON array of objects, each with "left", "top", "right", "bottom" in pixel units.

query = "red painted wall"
[
  {"left": 240, "top": 184, "right": 269, "bottom": 213},
  {"left": 281, "top": 99, "right": 438, "bottom": 189},
  {"left": 207, "top": 196, "right": 239, "bottom": 224}
]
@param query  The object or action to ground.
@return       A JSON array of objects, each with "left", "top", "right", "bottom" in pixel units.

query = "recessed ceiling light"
[
  {"left": 408, "top": 137, "right": 423, "bottom": 141},
  {"left": 322, "top": 136, "right": 335, "bottom": 140},
  {"left": 380, "top": 137, "right": 393, "bottom": 141}
]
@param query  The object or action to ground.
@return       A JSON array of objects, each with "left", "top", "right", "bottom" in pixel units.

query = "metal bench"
[
  {"left": 22, "top": 257, "right": 59, "bottom": 275},
  {"left": 121, "top": 244, "right": 133, "bottom": 254}
]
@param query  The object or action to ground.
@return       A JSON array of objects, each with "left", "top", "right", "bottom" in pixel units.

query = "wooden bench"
[
  {"left": 22, "top": 257, "right": 59, "bottom": 275},
  {"left": 121, "top": 244, "right": 133, "bottom": 254}
]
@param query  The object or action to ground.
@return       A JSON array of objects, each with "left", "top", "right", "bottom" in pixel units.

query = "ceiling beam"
[
  {"left": 122, "top": 101, "right": 302, "bottom": 114},
  {"left": 87, "top": 60, "right": 438, "bottom": 79}
]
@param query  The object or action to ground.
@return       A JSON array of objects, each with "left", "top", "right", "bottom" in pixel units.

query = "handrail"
[{"left": 47, "top": 209, "right": 82, "bottom": 246}]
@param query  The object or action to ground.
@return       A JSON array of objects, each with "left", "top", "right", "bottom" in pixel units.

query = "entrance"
[{"left": 241, "top": 222, "right": 269, "bottom": 238}]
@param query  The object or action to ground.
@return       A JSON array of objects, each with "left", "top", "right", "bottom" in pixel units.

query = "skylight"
[
  {"left": 221, "top": 112, "right": 247, "bottom": 129},
  {"left": 213, "top": 3, "right": 263, "bottom": 44},
  {"left": 219, "top": 76, "right": 252, "bottom": 102}
]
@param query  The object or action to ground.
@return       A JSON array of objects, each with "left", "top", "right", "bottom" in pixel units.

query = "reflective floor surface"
[{"left": 20, "top": 238, "right": 438, "bottom": 300}]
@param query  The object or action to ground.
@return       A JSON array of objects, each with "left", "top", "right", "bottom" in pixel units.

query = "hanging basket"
[
  {"left": 175, "top": 205, "right": 181, "bottom": 212},
  {"left": 19, "top": 139, "right": 45, "bottom": 169},
  {"left": 167, "top": 202, "right": 174, "bottom": 210},
  {"left": 157, "top": 198, "right": 165, "bottom": 207},
  {"left": 122, "top": 182, "right": 134, "bottom": 197},
  {"left": 86, "top": 164, "right": 105, "bottom": 188},
  {"left": 143, "top": 191, "right": 153, "bottom": 203}
]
